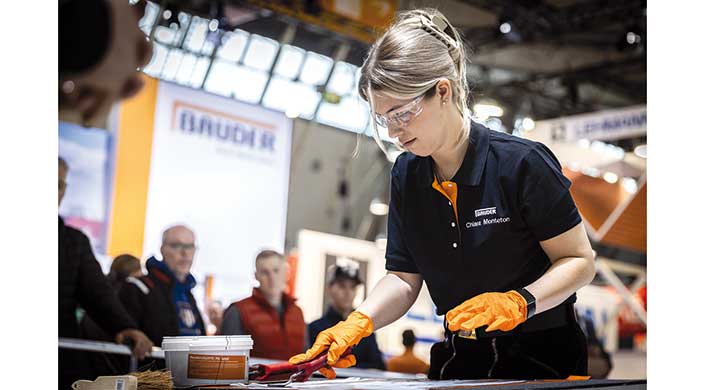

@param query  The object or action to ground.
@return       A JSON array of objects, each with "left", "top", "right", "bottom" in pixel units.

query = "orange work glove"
[
  {"left": 289, "top": 311, "right": 373, "bottom": 379},
  {"left": 446, "top": 291, "right": 528, "bottom": 334}
]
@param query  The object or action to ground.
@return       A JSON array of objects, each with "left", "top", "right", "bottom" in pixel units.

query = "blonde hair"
[{"left": 358, "top": 9, "right": 472, "bottom": 154}]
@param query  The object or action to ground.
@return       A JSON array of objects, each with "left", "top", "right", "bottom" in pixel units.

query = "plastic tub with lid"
[{"left": 182, "top": 336, "right": 254, "bottom": 387}]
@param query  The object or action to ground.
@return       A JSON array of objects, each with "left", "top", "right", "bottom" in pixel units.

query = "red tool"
[{"left": 248, "top": 349, "right": 351, "bottom": 385}]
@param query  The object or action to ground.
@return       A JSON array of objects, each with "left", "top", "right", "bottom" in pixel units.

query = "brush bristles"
[{"left": 129, "top": 370, "right": 173, "bottom": 390}]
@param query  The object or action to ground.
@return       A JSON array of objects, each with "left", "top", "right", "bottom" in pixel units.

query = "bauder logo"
[
  {"left": 467, "top": 206, "right": 510, "bottom": 229},
  {"left": 474, "top": 207, "right": 497, "bottom": 218},
  {"left": 171, "top": 101, "right": 277, "bottom": 152}
]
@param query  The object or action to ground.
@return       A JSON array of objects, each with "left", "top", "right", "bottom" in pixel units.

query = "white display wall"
[{"left": 142, "top": 81, "right": 292, "bottom": 303}]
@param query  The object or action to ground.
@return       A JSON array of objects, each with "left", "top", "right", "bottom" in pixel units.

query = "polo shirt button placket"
[{"left": 449, "top": 201, "right": 456, "bottom": 248}]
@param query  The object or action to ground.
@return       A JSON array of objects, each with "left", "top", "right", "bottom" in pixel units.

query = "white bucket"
[
  {"left": 178, "top": 336, "right": 254, "bottom": 387},
  {"left": 161, "top": 336, "right": 193, "bottom": 387}
]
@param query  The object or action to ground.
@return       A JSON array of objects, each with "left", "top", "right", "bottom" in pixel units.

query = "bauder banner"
[{"left": 142, "top": 81, "right": 292, "bottom": 302}]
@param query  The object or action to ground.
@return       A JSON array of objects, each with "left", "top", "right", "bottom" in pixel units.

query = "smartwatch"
[{"left": 516, "top": 288, "right": 537, "bottom": 319}]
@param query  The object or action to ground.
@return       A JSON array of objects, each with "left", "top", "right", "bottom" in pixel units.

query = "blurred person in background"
[
  {"left": 220, "top": 250, "right": 306, "bottom": 360},
  {"left": 386, "top": 329, "right": 429, "bottom": 375},
  {"left": 577, "top": 314, "right": 613, "bottom": 379},
  {"left": 108, "top": 254, "right": 144, "bottom": 289},
  {"left": 81, "top": 254, "right": 144, "bottom": 340},
  {"left": 289, "top": 8, "right": 594, "bottom": 380},
  {"left": 59, "top": 157, "right": 152, "bottom": 388},
  {"left": 79, "top": 254, "right": 144, "bottom": 377},
  {"left": 119, "top": 225, "right": 205, "bottom": 350},
  {"left": 205, "top": 299, "right": 224, "bottom": 335},
  {"left": 308, "top": 264, "right": 385, "bottom": 370},
  {"left": 59, "top": 0, "right": 153, "bottom": 127}
]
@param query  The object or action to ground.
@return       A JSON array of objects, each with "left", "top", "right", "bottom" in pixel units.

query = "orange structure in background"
[
  {"left": 563, "top": 168, "right": 630, "bottom": 232},
  {"left": 286, "top": 249, "right": 299, "bottom": 297},
  {"left": 601, "top": 183, "right": 646, "bottom": 253},
  {"left": 107, "top": 75, "right": 158, "bottom": 259},
  {"left": 564, "top": 168, "right": 646, "bottom": 254}
]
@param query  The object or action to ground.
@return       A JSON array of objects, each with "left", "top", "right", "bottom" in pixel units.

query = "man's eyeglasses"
[
  {"left": 165, "top": 242, "right": 197, "bottom": 251},
  {"left": 374, "top": 95, "right": 425, "bottom": 129}
]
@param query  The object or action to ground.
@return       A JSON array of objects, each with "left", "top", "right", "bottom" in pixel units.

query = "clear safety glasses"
[{"left": 373, "top": 95, "right": 425, "bottom": 129}]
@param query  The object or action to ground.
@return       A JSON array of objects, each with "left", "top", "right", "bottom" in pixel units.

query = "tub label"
[{"left": 187, "top": 354, "right": 247, "bottom": 380}]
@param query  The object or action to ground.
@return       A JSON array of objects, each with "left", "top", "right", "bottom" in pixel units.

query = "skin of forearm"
[
  {"left": 356, "top": 272, "right": 422, "bottom": 330},
  {"left": 525, "top": 256, "right": 596, "bottom": 315}
]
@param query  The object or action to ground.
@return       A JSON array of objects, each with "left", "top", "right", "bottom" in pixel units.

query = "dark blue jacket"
[
  {"left": 308, "top": 307, "right": 386, "bottom": 370},
  {"left": 119, "top": 257, "right": 205, "bottom": 347}
]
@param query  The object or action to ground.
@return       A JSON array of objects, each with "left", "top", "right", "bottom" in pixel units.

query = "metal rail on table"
[
  {"left": 58, "top": 339, "right": 646, "bottom": 389},
  {"left": 58, "top": 338, "right": 422, "bottom": 380}
]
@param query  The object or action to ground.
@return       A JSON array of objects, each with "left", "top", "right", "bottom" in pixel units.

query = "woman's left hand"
[{"left": 446, "top": 291, "right": 528, "bottom": 333}]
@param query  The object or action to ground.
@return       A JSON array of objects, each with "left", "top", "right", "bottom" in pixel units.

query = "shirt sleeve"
[
  {"left": 385, "top": 160, "right": 419, "bottom": 274},
  {"left": 118, "top": 280, "right": 145, "bottom": 332},
  {"left": 219, "top": 305, "right": 244, "bottom": 335},
  {"left": 519, "top": 143, "right": 582, "bottom": 242},
  {"left": 74, "top": 230, "right": 137, "bottom": 335}
]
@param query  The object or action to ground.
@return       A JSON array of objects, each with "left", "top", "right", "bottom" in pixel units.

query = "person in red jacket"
[{"left": 220, "top": 250, "right": 307, "bottom": 360}]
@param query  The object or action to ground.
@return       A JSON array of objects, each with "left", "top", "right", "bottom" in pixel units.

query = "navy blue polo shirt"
[{"left": 385, "top": 121, "right": 582, "bottom": 317}]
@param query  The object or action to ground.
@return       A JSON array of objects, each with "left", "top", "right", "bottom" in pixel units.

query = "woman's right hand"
[{"left": 289, "top": 311, "right": 373, "bottom": 379}]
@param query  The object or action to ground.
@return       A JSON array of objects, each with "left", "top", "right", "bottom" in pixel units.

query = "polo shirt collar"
[{"left": 416, "top": 120, "right": 490, "bottom": 188}]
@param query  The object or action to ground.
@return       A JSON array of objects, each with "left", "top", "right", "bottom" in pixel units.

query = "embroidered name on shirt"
[
  {"left": 474, "top": 207, "right": 497, "bottom": 218},
  {"left": 466, "top": 217, "right": 511, "bottom": 229}
]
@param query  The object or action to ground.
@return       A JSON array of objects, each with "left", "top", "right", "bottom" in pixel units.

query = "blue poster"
[{"left": 58, "top": 121, "right": 113, "bottom": 270}]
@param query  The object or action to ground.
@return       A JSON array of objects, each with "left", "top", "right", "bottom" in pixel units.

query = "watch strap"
[{"left": 516, "top": 288, "right": 537, "bottom": 319}]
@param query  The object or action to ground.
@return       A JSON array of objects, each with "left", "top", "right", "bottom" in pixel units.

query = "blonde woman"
[{"left": 290, "top": 9, "right": 595, "bottom": 380}]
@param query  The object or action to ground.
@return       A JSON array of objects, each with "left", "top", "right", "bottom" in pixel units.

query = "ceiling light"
[
  {"left": 603, "top": 171, "right": 619, "bottom": 184},
  {"left": 208, "top": 19, "right": 219, "bottom": 32},
  {"left": 622, "top": 177, "right": 638, "bottom": 194},
  {"left": 634, "top": 144, "right": 647, "bottom": 158},
  {"left": 591, "top": 140, "right": 607, "bottom": 153},
  {"left": 582, "top": 167, "right": 600, "bottom": 178},
  {"left": 473, "top": 103, "right": 503, "bottom": 118},
  {"left": 285, "top": 107, "right": 300, "bottom": 119},
  {"left": 160, "top": 8, "right": 180, "bottom": 29},
  {"left": 499, "top": 22, "right": 512, "bottom": 34},
  {"left": 521, "top": 117, "right": 535, "bottom": 130},
  {"left": 487, "top": 117, "right": 503, "bottom": 131},
  {"left": 369, "top": 198, "right": 389, "bottom": 216}
]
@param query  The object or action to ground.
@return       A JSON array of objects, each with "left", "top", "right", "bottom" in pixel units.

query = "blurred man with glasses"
[{"left": 120, "top": 225, "right": 205, "bottom": 349}]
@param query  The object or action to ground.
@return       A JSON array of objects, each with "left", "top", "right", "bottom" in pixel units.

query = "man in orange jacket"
[{"left": 220, "top": 250, "right": 306, "bottom": 360}]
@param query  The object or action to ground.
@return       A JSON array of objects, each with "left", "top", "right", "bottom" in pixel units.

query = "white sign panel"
[
  {"left": 143, "top": 81, "right": 292, "bottom": 303},
  {"left": 531, "top": 105, "right": 646, "bottom": 143}
]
